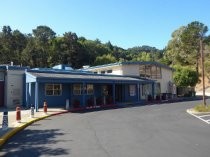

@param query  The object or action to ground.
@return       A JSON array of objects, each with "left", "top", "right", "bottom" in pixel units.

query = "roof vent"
[{"left": 83, "top": 65, "right": 90, "bottom": 69}]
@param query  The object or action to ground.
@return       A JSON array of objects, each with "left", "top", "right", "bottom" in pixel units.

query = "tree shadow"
[{"left": 0, "top": 129, "right": 70, "bottom": 156}]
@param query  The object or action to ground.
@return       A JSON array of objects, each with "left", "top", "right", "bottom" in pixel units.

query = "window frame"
[
  {"left": 107, "top": 69, "right": 112, "bottom": 73},
  {"left": 45, "top": 84, "right": 62, "bottom": 96},
  {"left": 86, "top": 84, "right": 94, "bottom": 95},
  {"left": 139, "top": 65, "right": 162, "bottom": 79},
  {"left": 73, "top": 84, "right": 82, "bottom": 95}
]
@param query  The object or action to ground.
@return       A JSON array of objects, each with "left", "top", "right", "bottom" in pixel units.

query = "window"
[
  {"left": 142, "top": 84, "right": 152, "bottom": 96},
  {"left": 101, "top": 71, "right": 105, "bottom": 74},
  {"left": 139, "top": 65, "right": 162, "bottom": 79},
  {"left": 94, "top": 72, "right": 97, "bottom": 74},
  {"left": 73, "top": 84, "right": 82, "bottom": 95},
  {"left": 129, "top": 85, "right": 136, "bottom": 96},
  {"left": 45, "top": 84, "right": 62, "bottom": 96},
  {"left": 156, "top": 67, "right": 161, "bottom": 78},
  {"left": 107, "top": 70, "right": 112, "bottom": 73},
  {"left": 86, "top": 84, "right": 94, "bottom": 95}
]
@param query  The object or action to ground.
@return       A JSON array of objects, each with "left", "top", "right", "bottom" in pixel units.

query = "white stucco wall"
[
  {"left": 5, "top": 70, "right": 25, "bottom": 108},
  {"left": 156, "top": 68, "right": 173, "bottom": 93}
]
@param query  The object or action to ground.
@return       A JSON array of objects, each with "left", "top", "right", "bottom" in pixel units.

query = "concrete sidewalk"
[{"left": 0, "top": 107, "right": 68, "bottom": 147}]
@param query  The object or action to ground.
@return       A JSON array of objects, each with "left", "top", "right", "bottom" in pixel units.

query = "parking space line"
[
  {"left": 199, "top": 115, "right": 210, "bottom": 118},
  {"left": 188, "top": 112, "right": 210, "bottom": 124}
]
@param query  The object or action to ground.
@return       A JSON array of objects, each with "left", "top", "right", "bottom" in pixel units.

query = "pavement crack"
[{"left": 86, "top": 118, "right": 112, "bottom": 157}]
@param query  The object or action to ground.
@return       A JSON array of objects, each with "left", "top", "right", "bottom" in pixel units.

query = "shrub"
[{"left": 194, "top": 104, "right": 210, "bottom": 112}]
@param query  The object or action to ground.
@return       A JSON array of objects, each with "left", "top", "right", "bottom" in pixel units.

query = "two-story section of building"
[{"left": 83, "top": 61, "right": 176, "bottom": 100}]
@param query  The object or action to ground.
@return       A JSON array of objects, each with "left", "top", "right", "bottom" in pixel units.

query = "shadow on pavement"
[{"left": 0, "top": 129, "right": 70, "bottom": 157}]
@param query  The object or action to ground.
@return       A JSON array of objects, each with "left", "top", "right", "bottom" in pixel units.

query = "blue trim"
[
  {"left": 29, "top": 68, "right": 93, "bottom": 74},
  {"left": 36, "top": 78, "right": 147, "bottom": 84}
]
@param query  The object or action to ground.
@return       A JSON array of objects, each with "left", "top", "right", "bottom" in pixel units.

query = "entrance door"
[{"left": 0, "top": 81, "right": 4, "bottom": 107}]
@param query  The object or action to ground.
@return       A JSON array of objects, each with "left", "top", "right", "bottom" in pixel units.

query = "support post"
[
  {"left": 25, "top": 83, "right": 29, "bottom": 108},
  {"left": 112, "top": 83, "right": 115, "bottom": 104},
  {"left": 82, "top": 82, "right": 86, "bottom": 108},
  {"left": 35, "top": 82, "right": 39, "bottom": 112},
  {"left": 152, "top": 83, "right": 155, "bottom": 100},
  {"left": 137, "top": 84, "right": 140, "bottom": 101}
]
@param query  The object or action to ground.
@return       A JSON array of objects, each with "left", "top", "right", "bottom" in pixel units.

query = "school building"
[{"left": 0, "top": 61, "right": 175, "bottom": 110}]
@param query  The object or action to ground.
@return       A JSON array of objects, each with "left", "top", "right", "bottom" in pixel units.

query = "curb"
[
  {"left": 0, "top": 111, "right": 69, "bottom": 148},
  {"left": 186, "top": 108, "right": 210, "bottom": 115}
]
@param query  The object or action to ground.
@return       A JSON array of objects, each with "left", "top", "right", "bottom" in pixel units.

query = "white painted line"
[
  {"left": 206, "top": 119, "right": 210, "bottom": 122},
  {"left": 198, "top": 114, "right": 210, "bottom": 118},
  {"left": 188, "top": 112, "right": 210, "bottom": 124}
]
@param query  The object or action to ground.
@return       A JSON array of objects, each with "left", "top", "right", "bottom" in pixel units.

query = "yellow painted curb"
[{"left": 0, "top": 115, "right": 50, "bottom": 148}]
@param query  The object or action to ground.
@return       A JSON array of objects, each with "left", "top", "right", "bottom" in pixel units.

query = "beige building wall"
[
  {"left": 91, "top": 65, "right": 123, "bottom": 75},
  {"left": 121, "top": 64, "right": 139, "bottom": 76},
  {"left": 87, "top": 63, "right": 174, "bottom": 98},
  {"left": 155, "top": 68, "right": 173, "bottom": 93}
]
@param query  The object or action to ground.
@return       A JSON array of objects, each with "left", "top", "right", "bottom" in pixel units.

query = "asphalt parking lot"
[{"left": 1, "top": 99, "right": 210, "bottom": 157}]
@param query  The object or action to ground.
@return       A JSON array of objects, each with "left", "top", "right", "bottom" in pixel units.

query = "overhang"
[{"left": 26, "top": 71, "right": 154, "bottom": 84}]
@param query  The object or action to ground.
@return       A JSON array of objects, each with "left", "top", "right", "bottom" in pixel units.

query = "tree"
[
  {"left": 12, "top": 30, "right": 27, "bottom": 64},
  {"left": 181, "top": 21, "right": 208, "bottom": 73},
  {"left": 164, "top": 26, "right": 186, "bottom": 66},
  {"left": 94, "top": 54, "right": 117, "bottom": 65},
  {"left": 32, "top": 25, "right": 56, "bottom": 44},
  {"left": 32, "top": 26, "right": 56, "bottom": 67},
  {"left": 0, "top": 26, "right": 14, "bottom": 64},
  {"left": 173, "top": 66, "right": 199, "bottom": 87}
]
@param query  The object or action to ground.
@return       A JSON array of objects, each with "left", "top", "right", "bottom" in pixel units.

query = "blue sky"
[{"left": 0, "top": 0, "right": 210, "bottom": 49}]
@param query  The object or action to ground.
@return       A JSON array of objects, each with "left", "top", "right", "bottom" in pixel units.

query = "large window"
[
  {"left": 73, "top": 84, "right": 82, "bottom": 95},
  {"left": 139, "top": 65, "right": 162, "bottom": 79},
  {"left": 73, "top": 84, "right": 94, "bottom": 95},
  {"left": 45, "top": 84, "right": 62, "bottom": 96},
  {"left": 86, "top": 84, "right": 94, "bottom": 95}
]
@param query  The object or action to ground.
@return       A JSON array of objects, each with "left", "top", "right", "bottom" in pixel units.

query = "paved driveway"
[{"left": 1, "top": 99, "right": 210, "bottom": 157}]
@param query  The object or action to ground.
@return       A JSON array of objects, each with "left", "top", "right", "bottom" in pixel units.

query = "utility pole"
[{"left": 200, "top": 38, "right": 206, "bottom": 106}]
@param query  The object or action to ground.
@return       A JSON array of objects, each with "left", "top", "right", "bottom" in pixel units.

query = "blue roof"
[
  {"left": 82, "top": 61, "right": 173, "bottom": 71},
  {"left": 0, "top": 65, "right": 29, "bottom": 70}
]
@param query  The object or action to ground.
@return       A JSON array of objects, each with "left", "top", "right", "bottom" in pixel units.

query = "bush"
[{"left": 194, "top": 104, "right": 210, "bottom": 112}]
